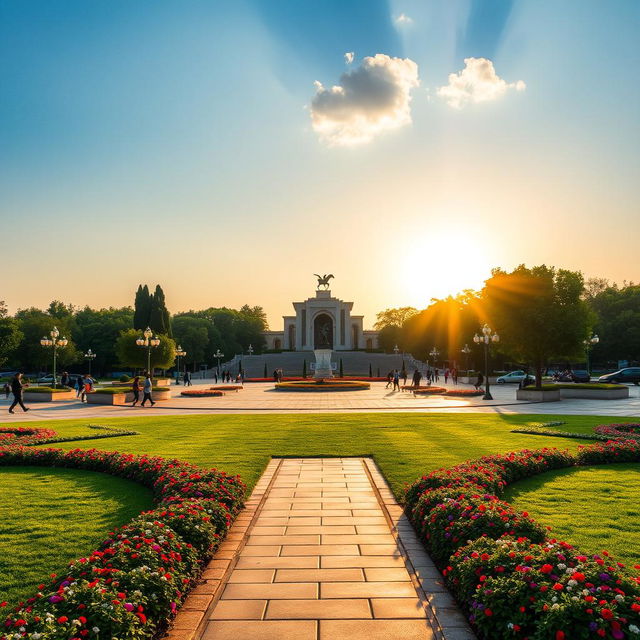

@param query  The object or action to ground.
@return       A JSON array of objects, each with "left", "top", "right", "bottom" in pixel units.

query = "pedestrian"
[
  {"left": 3, "top": 381, "right": 10, "bottom": 399},
  {"left": 434, "top": 368, "right": 439, "bottom": 383},
  {"left": 184, "top": 370, "right": 192, "bottom": 386},
  {"left": 8, "top": 373, "right": 29, "bottom": 414},
  {"left": 273, "top": 369, "right": 278, "bottom": 383},
  {"left": 131, "top": 376, "right": 141, "bottom": 406},
  {"left": 452, "top": 368, "right": 458, "bottom": 385},
  {"left": 141, "top": 374, "right": 155, "bottom": 406},
  {"left": 392, "top": 369, "right": 400, "bottom": 392},
  {"left": 444, "top": 368, "right": 449, "bottom": 384},
  {"left": 60, "top": 371, "right": 70, "bottom": 387},
  {"left": 401, "top": 368, "right": 407, "bottom": 387},
  {"left": 412, "top": 368, "right": 422, "bottom": 388},
  {"left": 278, "top": 369, "right": 283, "bottom": 383},
  {"left": 75, "top": 375, "right": 83, "bottom": 397},
  {"left": 79, "top": 373, "right": 94, "bottom": 403},
  {"left": 475, "top": 371, "right": 484, "bottom": 390}
]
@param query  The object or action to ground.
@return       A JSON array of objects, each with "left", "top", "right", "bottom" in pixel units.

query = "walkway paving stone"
[{"left": 193, "top": 457, "right": 477, "bottom": 640}]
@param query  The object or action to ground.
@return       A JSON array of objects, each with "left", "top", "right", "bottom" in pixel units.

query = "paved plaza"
[{"left": 1, "top": 380, "right": 639, "bottom": 422}]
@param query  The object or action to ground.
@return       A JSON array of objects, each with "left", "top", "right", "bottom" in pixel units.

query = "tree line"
[
  {"left": 0, "top": 285, "right": 268, "bottom": 376},
  {"left": 375, "top": 265, "right": 640, "bottom": 387}
]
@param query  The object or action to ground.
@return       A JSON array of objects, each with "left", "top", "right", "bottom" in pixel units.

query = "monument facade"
[{"left": 262, "top": 276, "right": 379, "bottom": 351}]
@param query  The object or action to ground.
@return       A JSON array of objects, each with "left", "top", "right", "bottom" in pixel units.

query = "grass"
[
  {"left": 505, "top": 464, "right": 640, "bottom": 567},
  {"left": 2, "top": 412, "right": 637, "bottom": 604},
  {"left": 0, "top": 466, "right": 153, "bottom": 605}
]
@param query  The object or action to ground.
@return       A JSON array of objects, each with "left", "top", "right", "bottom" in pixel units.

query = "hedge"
[
  {"left": 404, "top": 437, "right": 640, "bottom": 639},
  {"left": 0, "top": 443, "right": 245, "bottom": 639}
]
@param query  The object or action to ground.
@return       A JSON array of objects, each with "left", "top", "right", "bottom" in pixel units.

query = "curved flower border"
[
  {"left": 0, "top": 425, "right": 139, "bottom": 447},
  {"left": 404, "top": 437, "right": 640, "bottom": 639},
  {"left": 0, "top": 441, "right": 245, "bottom": 640},
  {"left": 180, "top": 389, "right": 224, "bottom": 397}
]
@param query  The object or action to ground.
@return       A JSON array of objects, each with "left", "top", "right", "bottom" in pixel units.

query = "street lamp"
[
  {"left": 461, "top": 344, "right": 471, "bottom": 374},
  {"left": 40, "top": 326, "right": 68, "bottom": 387},
  {"left": 583, "top": 334, "right": 599, "bottom": 375},
  {"left": 473, "top": 324, "right": 500, "bottom": 400},
  {"left": 136, "top": 327, "right": 160, "bottom": 375},
  {"left": 214, "top": 349, "right": 224, "bottom": 375},
  {"left": 429, "top": 347, "right": 440, "bottom": 367},
  {"left": 175, "top": 345, "right": 187, "bottom": 385},
  {"left": 248, "top": 344, "right": 254, "bottom": 356},
  {"left": 84, "top": 348, "right": 97, "bottom": 376}
]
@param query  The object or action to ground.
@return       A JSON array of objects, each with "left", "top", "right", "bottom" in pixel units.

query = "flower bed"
[
  {"left": 275, "top": 380, "right": 370, "bottom": 391},
  {"left": 410, "top": 386, "right": 447, "bottom": 395},
  {"left": 444, "top": 389, "right": 484, "bottom": 397},
  {"left": 210, "top": 385, "right": 242, "bottom": 391},
  {"left": 181, "top": 389, "right": 224, "bottom": 397},
  {"left": 0, "top": 425, "right": 139, "bottom": 447},
  {"left": 594, "top": 423, "right": 640, "bottom": 441},
  {"left": 404, "top": 440, "right": 640, "bottom": 639},
  {"left": 0, "top": 446, "right": 245, "bottom": 639}
]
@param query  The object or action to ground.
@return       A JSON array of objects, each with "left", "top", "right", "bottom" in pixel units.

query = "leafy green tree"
[
  {"left": 0, "top": 302, "right": 22, "bottom": 368},
  {"left": 115, "top": 329, "right": 176, "bottom": 372},
  {"left": 74, "top": 306, "right": 134, "bottom": 375},
  {"left": 172, "top": 316, "right": 210, "bottom": 369},
  {"left": 374, "top": 307, "right": 418, "bottom": 330},
  {"left": 482, "top": 265, "right": 592, "bottom": 388},
  {"left": 587, "top": 282, "right": 640, "bottom": 365}
]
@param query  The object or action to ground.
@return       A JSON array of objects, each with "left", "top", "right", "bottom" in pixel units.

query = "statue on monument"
[{"left": 314, "top": 273, "right": 334, "bottom": 290}]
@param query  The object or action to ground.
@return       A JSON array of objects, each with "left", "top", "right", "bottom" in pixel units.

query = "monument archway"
[{"left": 314, "top": 313, "right": 333, "bottom": 349}]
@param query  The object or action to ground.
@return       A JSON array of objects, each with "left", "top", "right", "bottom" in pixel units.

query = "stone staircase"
[{"left": 208, "top": 351, "right": 426, "bottom": 378}]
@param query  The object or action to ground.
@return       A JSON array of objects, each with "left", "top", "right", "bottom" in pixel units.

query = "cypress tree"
[
  {"left": 302, "top": 359, "right": 307, "bottom": 379},
  {"left": 134, "top": 284, "right": 151, "bottom": 330},
  {"left": 339, "top": 358, "right": 344, "bottom": 378},
  {"left": 263, "top": 363, "right": 268, "bottom": 378},
  {"left": 369, "top": 363, "right": 373, "bottom": 378},
  {"left": 377, "top": 367, "right": 380, "bottom": 377},
  {"left": 149, "top": 285, "right": 167, "bottom": 334}
]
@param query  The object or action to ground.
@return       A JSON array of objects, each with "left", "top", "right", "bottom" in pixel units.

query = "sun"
[{"left": 399, "top": 229, "right": 494, "bottom": 306}]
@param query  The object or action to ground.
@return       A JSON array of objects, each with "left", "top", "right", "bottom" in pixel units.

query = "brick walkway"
[{"left": 190, "top": 458, "right": 474, "bottom": 640}]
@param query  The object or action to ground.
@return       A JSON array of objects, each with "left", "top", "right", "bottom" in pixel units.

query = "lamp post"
[
  {"left": 473, "top": 324, "right": 500, "bottom": 400},
  {"left": 40, "top": 326, "right": 68, "bottom": 388},
  {"left": 248, "top": 344, "right": 254, "bottom": 356},
  {"left": 583, "top": 334, "right": 599, "bottom": 375},
  {"left": 84, "top": 348, "right": 97, "bottom": 376},
  {"left": 214, "top": 349, "right": 224, "bottom": 376},
  {"left": 135, "top": 327, "right": 160, "bottom": 375},
  {"left": 429, "top": 347, "right": 440, "bottom": 368},
  {"left": 175, "top": 345, "right": 186, "bottom": 385},
  {"left": 461, "top": 344, "right": 471, "bottom": 374}
]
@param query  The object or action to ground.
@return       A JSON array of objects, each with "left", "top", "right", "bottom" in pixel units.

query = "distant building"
[{"left": 263, "top": 285, "right": 378, "bottom": 351}]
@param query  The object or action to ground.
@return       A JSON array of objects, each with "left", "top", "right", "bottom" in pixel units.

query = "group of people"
[
  {"left": 272, "top": 369, "right": 284, "bottom": 383},
  {"left": 385, "top": 366, "right": 460, "bottom": 391},
  {"left": 130, "top": 374, "right": 156, "bottom": 406},
  {"left": 214, "top": 370, "right": 241, "bottom": 384}
]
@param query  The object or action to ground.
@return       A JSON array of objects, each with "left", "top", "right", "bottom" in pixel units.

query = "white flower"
[
  {"left": 551, "top": 603, "right": 560, "bottom": 610},
  {"left": 568, "top": 579, "right": 577, "bottom": 587},
  {"left": 615, "top": 594, "right": 624, "bottom": 602},
  {"left": 558, "top": 563, "right": 567, "bottom": 570},
  {"left": 92, "top": 627, "right": 100, "bottom": 633},
  {"left": 628, "top": 625, "right": 639, "bottom": 635}
]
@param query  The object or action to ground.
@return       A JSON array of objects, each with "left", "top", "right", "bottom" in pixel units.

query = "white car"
[{"left": 496, "top": 370, "right": 532, "bottom": 384}]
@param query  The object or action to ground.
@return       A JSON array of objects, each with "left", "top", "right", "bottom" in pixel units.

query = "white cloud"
[
  {"left": 310, "top": 53, "right": 419, "bottom": 146},
  {"left": 437, "top": 57, "right": 526, "bottom": 109},
  {"left": 344, "top": 51, "right": 354, "bottom": 64},
  {"left": 395, "top": 13, "right": 413, "bottom": 25}
]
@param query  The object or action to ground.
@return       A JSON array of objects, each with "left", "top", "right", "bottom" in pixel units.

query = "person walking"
[
  {"left": 75, "top": 375, "right": 83, "bottom": 398},
  {"left": 434, "top": 368, "right": 440, "bottom": 383},
  {"left": 475, "top": 371, "right": 484, "bottom": 391},
  {"left": 392, "top": 369, "right": 400, "bottom": 392},
  {"left": 412, "top": 368, "right": 422, "bottom": 388},
  {"left": 3, "top": 381, "right": 10, "bottom": 399},
  {"left": 131, "top": 376, "right": 141, "bottom": 406},
  {"left": 452, "top": 368, "right": 458, "bottom": 385},
  {"left": 385, "top": 371, "right": 393, "bottom": 389},
  {"left": 9, "top": 373, "right": 29, "bottom": 413},
  {"left": 444, "top": 368, "right": 449, "bottom": 384},
  {"left": 60, "top": 371, "right": 70, "bottom": 387},
  {"left": 184, "top": 370, "right": 192, "bottom": 386},
  {"left": 401, "top": 368, "right": 407, "bottom": 387},
  {"left": 141, "top": 374, "right": 155, "bottom": 406}
]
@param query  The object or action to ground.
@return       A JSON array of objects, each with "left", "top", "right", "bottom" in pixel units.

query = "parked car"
[
  {"left": 555, "top": 370, "right": 590, "bottom": 383},
  {"left": 496, "top": 370, "right": 530, "bottom": 384},
  {"left": 598, "top": 367, "right": 640, "bottom": 385}
]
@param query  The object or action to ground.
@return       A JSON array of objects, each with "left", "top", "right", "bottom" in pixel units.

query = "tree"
[
  {"left": 482, "top": 265, "right": 592, "bottom": 388},
  {"left": 587, "top": 283, "right": 640, "bottom": 366},
  {"left": 74, "top": 306, "right": 134, "bottom": 375},
  {"left": 369, "top": 363, "right": 373, "bottom": 378},
  {"left": 302, "top": 359, "right": 307, "bottom": 379},
  {"left": 0, "top": 302, "right": 22, "bottom": 368},
  {"left": 149, "top": 285, "right": 169, "bottom": 335},
  {"left": 11, "top": 307, "right": 80, "bottom": 371},
  {"left": 172, "top": 316, "right": 209, "bottom": 369},
  {"left": 263, "top": 363, "right": 268, "bottom": 378},
  {"left": 115, "top": 329, "right": 176, "bottom": 372},
  {"left": 339, "top": 358, "right": 344, "bottom": 378},
  {"left": 374, "top": 307, "right": 418, "bottom": 330},
  {"left": 133, "top": 285, "right": 152, "bottom": 330}
]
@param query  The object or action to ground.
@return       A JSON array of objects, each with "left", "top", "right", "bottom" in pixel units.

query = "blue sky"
[{"left": 1, "top": 0, "right": 638, "bottom": 327}]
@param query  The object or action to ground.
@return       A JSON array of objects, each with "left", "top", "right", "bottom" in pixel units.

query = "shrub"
[
  {"left": 0, "top": 446, "right": 245, "bottom": 638},
  {"left": 22, "top": 386, "right": 73, "bottom": 393},
  {"left": 120, "top": 374, "right": 131, "bottom": 382}
]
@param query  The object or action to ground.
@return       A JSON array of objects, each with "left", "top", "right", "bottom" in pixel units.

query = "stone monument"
[{"left": 313, "top": 349, "right": 334, "bottom": 379}]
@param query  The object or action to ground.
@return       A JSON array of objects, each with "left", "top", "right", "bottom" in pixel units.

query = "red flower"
[
  {"left": 540, "top": 564, "right": 553, "bottom": 574},
  {"left": 556, "top": 632, "right": 565, "bottom": 640},
  {"left": 57, "top": 616, "right": 68, "bottom": 623},
  {"left": 600, "top": 608, "right": 614, "bottom": 620},
  {"left": 552, "top": 583, "right": 563, "bottom": 591},
  {"left": 484, "top": 608, "right": 493, "bottom": 616}
]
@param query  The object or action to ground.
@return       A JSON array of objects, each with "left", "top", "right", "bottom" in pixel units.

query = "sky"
[{"left": 1, "top": 0, "right": 639, "bottom": 330}]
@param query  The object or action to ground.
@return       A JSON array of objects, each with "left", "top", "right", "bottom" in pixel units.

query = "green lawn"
[
  {"left": 0, "top": 466, "right": 153, "bottom": 605},
  {"left": 1, "top": 412, "right": 637, "bottom": 605},
  {"left": 505, "top": 464, "right": 640, "bottom": 567}
]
